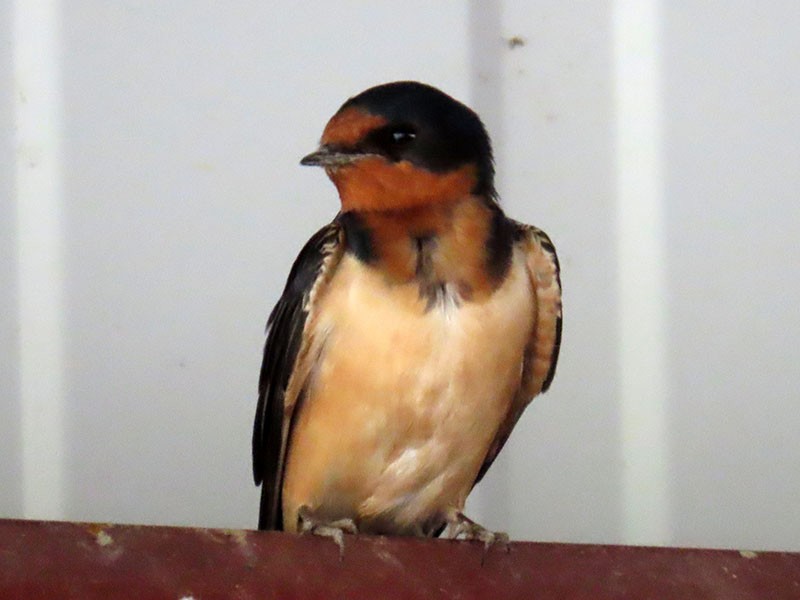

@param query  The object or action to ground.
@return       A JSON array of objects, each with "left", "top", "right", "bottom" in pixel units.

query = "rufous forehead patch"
[{"left": 321, "top": 107, "right": 388, "bottom": 147}]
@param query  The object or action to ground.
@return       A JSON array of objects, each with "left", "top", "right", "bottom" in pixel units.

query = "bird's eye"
[
  {"left": 391, "top": 129, "right": 416, "bottom": 144},
  {"left": 364, "top": 124, "right": 417, "bottom": 160}
]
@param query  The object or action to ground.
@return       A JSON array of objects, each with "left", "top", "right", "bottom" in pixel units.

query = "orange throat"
[
  {"left": 329, "top": 158, "right": 478, "bottom": 213},
  {"left": 339, "top": 193, "right": 501, "bottom": 302}
]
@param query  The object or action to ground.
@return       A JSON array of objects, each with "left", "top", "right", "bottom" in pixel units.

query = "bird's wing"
[
  {"left": 473, "top": 222, "right": 562, "bottom": 485},
  {"left": 252, "top": 221, "right": 344, "bottom": 530}
]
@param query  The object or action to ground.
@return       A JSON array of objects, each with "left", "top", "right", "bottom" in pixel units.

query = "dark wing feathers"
[
  {"left": 473, "top": 221, "right": 562, "bottom": 486},
  {"left": 252, "top": 221, "right": 342, "bottom": 530},
  {"left": 532, "top": 226, "right": 562, "bottom": 393}
]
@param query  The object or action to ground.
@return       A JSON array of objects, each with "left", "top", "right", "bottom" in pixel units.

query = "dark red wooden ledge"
[{"left": 0, "top": 519, "right": 798, "bottom": 599}]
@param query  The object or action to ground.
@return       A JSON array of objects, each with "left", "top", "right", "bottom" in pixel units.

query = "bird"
[{"left": 252, "top": 81, "right": 562, "bottom": 551}]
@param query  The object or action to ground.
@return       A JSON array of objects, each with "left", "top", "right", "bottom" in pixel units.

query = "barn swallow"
[{"left": 252, "top": 81, "right": 562, "bottom": 552}]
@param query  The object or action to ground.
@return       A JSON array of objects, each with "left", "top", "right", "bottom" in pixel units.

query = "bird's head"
[{"left": 301, "top": 81, "right": 495, "bottom": 212}]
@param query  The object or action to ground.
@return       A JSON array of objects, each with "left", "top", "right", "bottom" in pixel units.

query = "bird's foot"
[
  {"left": 443, "top": 509, "right": 510, "bottom": 564},
  {"left": 297, "top": 506, "right": 358, "bottom": 560}
]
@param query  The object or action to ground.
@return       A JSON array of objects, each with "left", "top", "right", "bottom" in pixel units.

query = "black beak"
[{"left": 300, "top": 146, "right": 366, "bottom": 167}]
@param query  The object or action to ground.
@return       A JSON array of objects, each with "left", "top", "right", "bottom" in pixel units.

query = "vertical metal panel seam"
[
  {"left": 13, "top": 0, "right": 66, "bottom": 520},
  {"left": 613, "top": 0, "right": 671, "bottom": 544}
]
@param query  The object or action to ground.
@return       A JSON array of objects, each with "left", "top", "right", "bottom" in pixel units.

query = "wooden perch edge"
[{"left": 0, "top": 519, "right": 798, "bottom": 599}]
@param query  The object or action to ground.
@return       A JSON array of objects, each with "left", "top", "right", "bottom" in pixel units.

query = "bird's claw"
[
  {"left": 297, "top": 506, "right": 358, "bottom": 560},
  {"left": 444, "top": 510, "right": 510, "bottom": 565}
]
